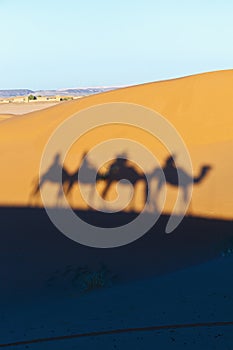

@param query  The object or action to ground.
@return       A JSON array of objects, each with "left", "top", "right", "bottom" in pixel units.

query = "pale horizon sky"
[{"left": 0, "top": 0, "right": 233, "bottom": 89}]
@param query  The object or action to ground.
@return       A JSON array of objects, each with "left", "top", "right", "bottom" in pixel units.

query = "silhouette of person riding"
[
  {"left": 32, "top": 153, "right": 64, "bottom": 194},
  {"left": 45, "top": 153, "right": 63, "bottom": 181},
  {"left": 107, "top": 154, "right": 128, "bottom": 176},
  {"left": 148, "top": 154, "right": 212, "bottom": 211},
  {"left": 101, "top": 153, "right": 149, "bottom": 207},
  {"left": 79, "top": 152, "right": 97, "bottom": 182}
]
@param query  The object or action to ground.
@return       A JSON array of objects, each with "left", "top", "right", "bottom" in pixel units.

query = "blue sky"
[{"left": 0, "top": 0, "right": 233, "bottom": 89}]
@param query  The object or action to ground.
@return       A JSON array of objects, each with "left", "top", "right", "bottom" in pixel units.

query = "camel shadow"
[
  {"left": 30, "top": 153, "right": 67, "bottom": 206},
  {"left": 97, "top": 153, "right": 148, "bottom": 210},
  {"left": 97, "top": 154, "right": 212, "bottom": 214},
  {"left": 30, "top": 152, "right": 149, "bottom": 210},
  {"left": 148, "top": 155, "right": 212, "bottom": 213},
  {"left": 30, "top": 152, "right": 212, "bottom": 214},
  {"left": 30, "top": 152, "right": 100, "bottom": 207}
]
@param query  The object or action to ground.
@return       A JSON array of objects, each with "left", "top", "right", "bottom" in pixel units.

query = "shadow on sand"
[
  {"left": 29, "top": 153, "right": 212, "bottom": 211},
  {"left": 0, "top": 206, "right": 232, "bottom": 298}
]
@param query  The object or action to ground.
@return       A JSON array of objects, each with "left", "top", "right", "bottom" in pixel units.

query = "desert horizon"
[{"left": 0, "top": 69, "right": 232, "bottom": 221}]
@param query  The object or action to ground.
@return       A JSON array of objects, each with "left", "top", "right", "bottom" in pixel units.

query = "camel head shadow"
[{"left": 148, "top": 155, "right": 212, "bottom": 212}]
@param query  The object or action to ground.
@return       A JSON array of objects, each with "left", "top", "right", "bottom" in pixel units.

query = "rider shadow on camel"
[
  {"left": 98, "top": 153, "right": 211, "bottom": 213},
  {"left": 30, "top": 151, "right": 148, "bottom": 209},
  {"left": 30, "top": 152, "right": 98, "bottom": 207},
  {"left": 147, "top": 155, "right": 212, "bottom": 213},
  {"left": 30, "top": 152, "right": 212, "bottom": 213}
]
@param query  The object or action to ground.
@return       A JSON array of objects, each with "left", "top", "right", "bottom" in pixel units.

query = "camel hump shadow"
[
  {"left": 29, "top": 152, "right": 212, "bottom": 212},
  {"left": 148, "top": 155, "right": 212, "bottom": 211},
  {"left": 99, "top": 154, "right": 148, "bottom": 209},
  {"left": 30, "top": 152, "right": 97, "bottom": 206}
]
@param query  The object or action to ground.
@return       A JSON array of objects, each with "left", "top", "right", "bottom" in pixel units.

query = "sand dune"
[
  {"left": 0, "top": 69, "right": 232, "bottom": 220},
  {"left": 1, "top": 70, "right": 232, "bottom": 349},
  {"left": 0, "top": 113, "right": 15, "bottom": 121}
]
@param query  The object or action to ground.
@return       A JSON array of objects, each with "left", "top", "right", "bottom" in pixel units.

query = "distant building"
[
  {"left": 36, "top": 95, "right": 62, "bottom": 102},
  {"left": 0, "top": 96, "right": 29, "bottom": 104},
  {"left": 12, "top": 96, "right": 29, "bottom": 103},
  {"left": 0, "top": 94, "right": 79, "bottom": 105},
  {"left": 0, "top": 99, "right": 10, "bottom": 104}
]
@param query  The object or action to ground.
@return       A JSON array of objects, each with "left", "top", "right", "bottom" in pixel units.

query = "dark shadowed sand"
[{"left": 0, "top": 207, "right": 233, "bottom": 348}]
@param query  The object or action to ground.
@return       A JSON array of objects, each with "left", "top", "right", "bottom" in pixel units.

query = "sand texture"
[{"left": 0, "top": 69, "right": 232, "bottom": 219}]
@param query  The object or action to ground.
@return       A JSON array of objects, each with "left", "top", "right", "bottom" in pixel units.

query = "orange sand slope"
[
  {"left": 0, "top": 69, "right": 232, "bottom": 219},
  {"left": 0, "top": 114, "right": 15, "bottom": 121}
]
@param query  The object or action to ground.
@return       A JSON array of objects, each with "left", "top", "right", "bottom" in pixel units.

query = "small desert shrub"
[
  {"left": 60, "top": 97, "right": 73, "bottom": 101},
  {"left": 221, "top": 236, "right": 233, "bottom": 257},
  {"left": 72, "top": 265, "right": 117, "bottom": 292},
  {"left": 28, "top": 94, "right": 37, "bottom": 100},
  {"left": 221, "top": 247, "right": 233, "bottom": 257},
  {"left": 47, "top": 264, "right": 117, "bottom": 293}
]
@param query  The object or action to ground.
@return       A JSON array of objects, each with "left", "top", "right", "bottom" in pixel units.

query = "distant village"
[
  {"left": 0, "top": 94, "right": 82, "bottom": 104},
  {"left": 0, "top": 87, "right": 119, "bottom": 105}
]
